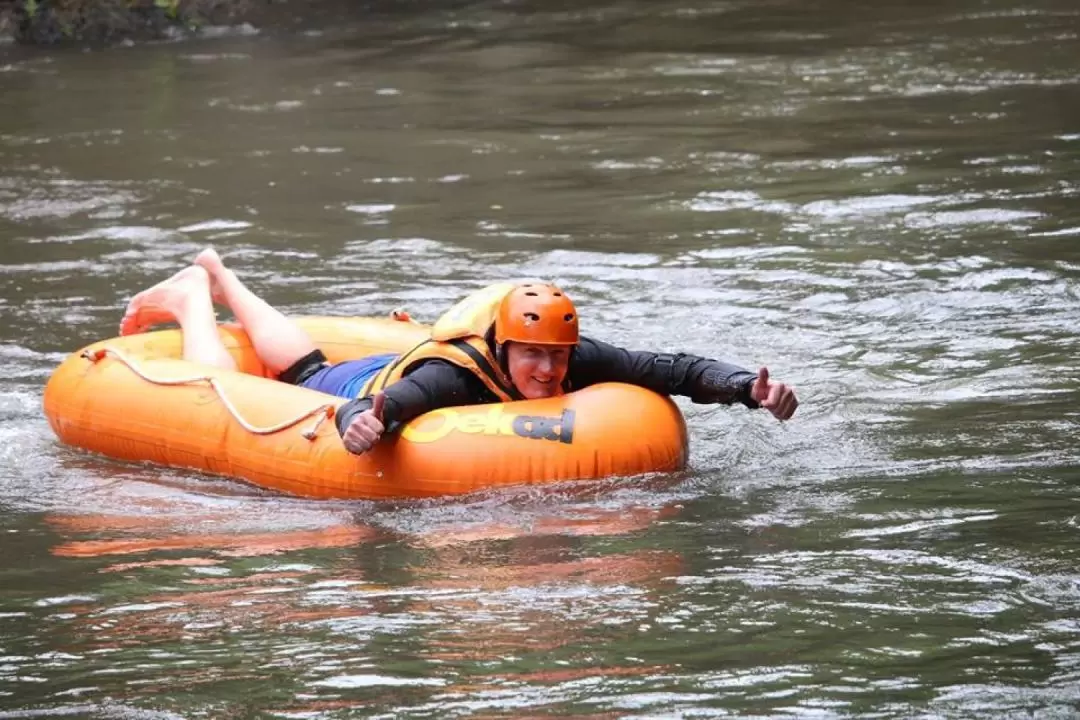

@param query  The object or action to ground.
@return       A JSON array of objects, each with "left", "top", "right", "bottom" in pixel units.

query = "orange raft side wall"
[{"left": 43, "top": 317, "right": 689, "bottom": 500}]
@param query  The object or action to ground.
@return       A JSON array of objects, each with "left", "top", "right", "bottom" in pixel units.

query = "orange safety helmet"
[{"left": 495, "top": 283, "right": 579, "bottom": 346}]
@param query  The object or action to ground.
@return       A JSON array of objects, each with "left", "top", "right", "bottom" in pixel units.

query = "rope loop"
[{"left": 83, "top": 346, "right": 335, "bottom": 440}]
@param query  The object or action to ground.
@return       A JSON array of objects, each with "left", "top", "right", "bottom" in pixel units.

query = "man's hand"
[
  {"left": 750, "top": 367, "right": 798, "bottom": 421},
  {"left": 342, "top": 393, "right": 386, "bottom": 455}
]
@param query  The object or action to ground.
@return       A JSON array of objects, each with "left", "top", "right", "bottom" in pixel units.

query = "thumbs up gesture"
[
  {"left": 750, "top": 367, "right": 798, "bottom": 421},
  {"left": 342, "top": 392, "right": 386, "bottom": 455}
]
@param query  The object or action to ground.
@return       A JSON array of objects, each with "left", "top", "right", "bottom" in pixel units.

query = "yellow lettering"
[
  {"left": 482, "top": 406, "right": 503, "bottom": 435},
  {"left": 401, "top": 408, "right": 456, "bottom": 444},
  {"left": 499, "top": 411, "right": 516, "bottom": 436},
  {"left": 457, "top": 414, "right": 488, "bottom": 434},
  {"left": 402, "top": 405, "right": 571, "bottom": 445}
]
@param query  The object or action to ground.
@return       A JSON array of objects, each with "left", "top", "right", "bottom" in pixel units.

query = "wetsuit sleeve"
[
  {"left": 335, "top": 359, "right": 492, "bottom": 437},
  {"left": 568, "top": 336, "right": 761, "bottom": 408}
]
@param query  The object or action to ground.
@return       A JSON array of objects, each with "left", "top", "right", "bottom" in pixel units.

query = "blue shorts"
[{"left": 298, "top": 353, "right": 398, "bottom": 399}]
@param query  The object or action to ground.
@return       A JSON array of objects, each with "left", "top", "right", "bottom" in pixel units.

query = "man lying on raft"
[{"left": 120, "top": 249, "right": 798, "bottom": 456}]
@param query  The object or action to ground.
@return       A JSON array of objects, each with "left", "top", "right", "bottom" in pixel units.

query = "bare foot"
[
  {"left": 193, "top": 248, "right": 229, "bottom": 305},
  {"left": 119, "top": 266, "right": 212, "bottom": 336}
]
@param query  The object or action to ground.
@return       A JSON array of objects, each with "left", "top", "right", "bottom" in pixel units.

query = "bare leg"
[
  {"left": 194, "top": 248, "right": 316, "bottom": 376},
  {"left": 119, "top": 266, "right": 237, "bottom": 371}
]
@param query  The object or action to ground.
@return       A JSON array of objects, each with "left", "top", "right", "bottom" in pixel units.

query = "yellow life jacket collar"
[
  {"left": 359, "top": 283, "right": 525, "bottom": 402},
  {"left": 430, "top": 282, "right": 517, "bottom": 342}
]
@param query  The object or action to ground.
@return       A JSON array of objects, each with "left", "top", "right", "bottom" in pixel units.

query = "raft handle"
[
  {"left": 391, "top": 308, "right": 420, "bottom": 324},
  {"left": 81, "top": 347, "right": 336, "bottom": 441}
]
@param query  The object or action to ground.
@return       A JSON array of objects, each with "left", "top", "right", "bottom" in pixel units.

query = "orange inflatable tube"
[{"left": 43, "top": 317, "right": 688, "bottom": 499}]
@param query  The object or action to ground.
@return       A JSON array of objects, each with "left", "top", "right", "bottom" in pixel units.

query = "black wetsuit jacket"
[{"left": 334, "top": 336, "right": 760, "bottom": 437}]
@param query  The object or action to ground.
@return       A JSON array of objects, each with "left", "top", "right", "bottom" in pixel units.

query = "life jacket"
[{"left": 357, "top": 282, "right": 525, "bottom": 402}]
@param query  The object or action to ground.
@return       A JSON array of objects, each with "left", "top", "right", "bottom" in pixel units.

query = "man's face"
[{"left": 505, "top": 342, "right": 572, "bottom": 399}]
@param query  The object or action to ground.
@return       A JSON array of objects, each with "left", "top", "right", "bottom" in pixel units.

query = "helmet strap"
[
  {"left": 496, "top": 341, "right": 510, "bottom": 377},
  {"left": 486, "top": 326, "right": 513, "bottom": 379}
]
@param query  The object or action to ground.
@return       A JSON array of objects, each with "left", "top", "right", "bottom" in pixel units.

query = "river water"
[{"left": 1, "top": 0, "right": 1079, "bottom": 717}]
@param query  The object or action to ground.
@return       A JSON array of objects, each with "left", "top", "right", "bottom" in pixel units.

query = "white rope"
[{"left": 81, "top": 347, "right": 334, "bottom": 440}]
